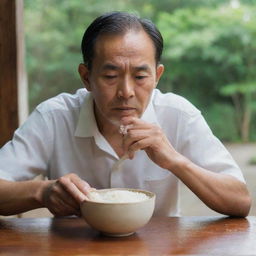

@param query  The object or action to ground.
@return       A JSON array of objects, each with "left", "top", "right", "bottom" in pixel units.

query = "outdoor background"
[{"left": 23, "top": 0, "right": 256, "bottom": 216}]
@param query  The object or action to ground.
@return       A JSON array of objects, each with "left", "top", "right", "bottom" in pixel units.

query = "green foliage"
[
  {"left": 24, "top": 0, "right": 256, "bottom": 141},
  {"left": 156, "top": 4, "right": 256, "bottom": 90},
  {"left": 203, "top": 103, "right": 239, "bottom": 142},
  {"left": 155, "top": 3, "right": 256, "bottom": 141},
  {"left": 249, "top": 156, "right": 256, "bottom": 165},
  {"left": 220, "top": 82, "right": 256, "bottom": 95}
]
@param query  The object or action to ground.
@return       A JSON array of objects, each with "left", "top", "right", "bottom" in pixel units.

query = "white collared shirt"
[{"left": 0, "top": 88, "right": 245, "bottom": 216}]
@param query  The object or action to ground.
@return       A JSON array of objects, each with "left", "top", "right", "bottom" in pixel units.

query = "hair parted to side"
[{"left": 81, "top": 11, "right": 163, "bottom": 69}]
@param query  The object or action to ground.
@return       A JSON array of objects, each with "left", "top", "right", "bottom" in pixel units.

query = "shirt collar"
[
  {"left": 141, "top": 90, "right": 159, "bottom": 125},
  {"left": 75, "top": 92, "right": 97, "bottom": 138},
  {"left": 74, "top": 90, "right": 159, "bottom": 138}
]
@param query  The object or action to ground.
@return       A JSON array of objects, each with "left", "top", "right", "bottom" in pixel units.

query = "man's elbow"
[
  {"left": 237, "top": 194, "right": 252, "bottom": 217},
  {"left": 228, "top": 193, "right": 252, "bottom": 218}
]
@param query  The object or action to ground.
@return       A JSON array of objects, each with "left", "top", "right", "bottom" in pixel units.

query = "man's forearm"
[
  {"left": 0, "top": 179, "right": 52, "bottom": 216},
  {"left": 168, "top": 156, "right": 252, "bottom": 217}
]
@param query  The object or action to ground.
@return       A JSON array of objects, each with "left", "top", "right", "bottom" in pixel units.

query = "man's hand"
[
  {"left": 41, "top": 173, "right": 93, "bottom": 217},
  {"left": 121, "top": 117, "right": 251, "bottom": 217},
  {"left": 121, "top": 117, "right": 182, "bottom": 170}
]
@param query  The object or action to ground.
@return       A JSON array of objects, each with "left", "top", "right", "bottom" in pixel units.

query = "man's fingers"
[
  {"left": 53, "top": 182, "right": 80, "bottom": 209},
  {"left": 56, "top": 196, "right": 80, "bottom": 216},
  {"left": 59, "top": 173, "right": 96, "bottom": 203},
  {"left": 128, "top": 137, "right": 152, "bottom": 156},
  {"left": 65, "top": 181, "right": 89, "bottom": 203},
  {"left": 43, "top": 174, "right": 93, "bottom": 216},
  {"left": 49, "top": 196, "right": 79, "bottom": 216},
  {"left": 123, "top": 133, "right": 147, "bottom": 153},
  {"left": 58, "top": 175, "right": 89, "bottom": 203},
  {"left": 43, "top": 182, "right": 80, "bottom": 216},
  {"left": 69, "top": 174, "right": 93, "bottom": 195},
  {"left": 121, "top": 117, "right": 151, "bottom": 131}
]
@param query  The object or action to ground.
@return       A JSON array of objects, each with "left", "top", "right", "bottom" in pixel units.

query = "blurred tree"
[
  {"left": 220, "top": 82, "right": 256, "bottom": 142},
  {"left": 24, "top": 0, "right": 256, "bottom": 141},
  {"left": 156, "top": 3, "right": 256, "bottom": 141}
]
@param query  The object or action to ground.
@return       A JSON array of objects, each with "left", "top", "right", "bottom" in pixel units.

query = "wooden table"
[{"left": 0, "top": 216, "right": 255, "bottom": 255}]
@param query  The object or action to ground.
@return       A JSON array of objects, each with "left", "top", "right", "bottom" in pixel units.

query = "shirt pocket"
[{"left": 143, "top": 173, "right": 179, "bottom": 216}]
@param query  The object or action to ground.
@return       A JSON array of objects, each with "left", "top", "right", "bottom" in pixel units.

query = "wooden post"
[{"left": 0, "top": 0, "right": 27, "bottom": 147}]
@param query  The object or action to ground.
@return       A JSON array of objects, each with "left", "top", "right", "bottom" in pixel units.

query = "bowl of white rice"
[{"left": 80, "top": 188, "right": 155, "bottom": 237}]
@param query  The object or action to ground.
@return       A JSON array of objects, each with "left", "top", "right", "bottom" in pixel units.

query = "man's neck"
[
  {"left": 93, "top": 103, "right": 125, "bottom": 157},
  {"left": 93, "top": 103, "right": 119, "bottom": 135}
]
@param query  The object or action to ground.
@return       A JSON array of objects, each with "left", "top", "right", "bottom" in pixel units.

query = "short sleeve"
[
  {"left": 177, "top": 112, "right": 245, "bottom": 183},
  {"left": 0, "top": 109, "right": 53, "bottom": 181}
]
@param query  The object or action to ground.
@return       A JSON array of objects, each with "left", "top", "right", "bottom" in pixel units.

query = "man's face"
[{"left": 79, "top": 30, "right": 164, "bottom": 129}]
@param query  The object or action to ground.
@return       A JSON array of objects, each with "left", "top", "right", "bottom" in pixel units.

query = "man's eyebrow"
[
  {"left": 134, "top": 64, "right": 151, "bottom": 72},
  {"left": 102, "top": 64, "right": 119, "bottom": 71},
  {"left": 101, "top": 63, "right": 151, "bottom": 72}
]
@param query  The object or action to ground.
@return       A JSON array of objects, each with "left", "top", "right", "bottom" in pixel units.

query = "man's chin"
[{"left": 108, "top": 113, "right": 140, "bottom": 126}]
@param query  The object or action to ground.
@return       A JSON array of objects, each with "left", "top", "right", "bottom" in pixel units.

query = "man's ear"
[
  {"left": 78, "top": 63, "right": 91, "bottom": 91},
  {"left": 155, "top": 64, "right": 164, "bottom": 87}
]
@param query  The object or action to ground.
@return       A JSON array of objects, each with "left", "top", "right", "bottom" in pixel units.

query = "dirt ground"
[
  {"left": 20, "top": 143, "right": 256, "bottom": 218},
  {"left": 180, "top": 143, "right": 256, "bottom": 216}
]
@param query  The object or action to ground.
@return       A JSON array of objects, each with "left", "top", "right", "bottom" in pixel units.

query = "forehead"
[{"left": 93, "top": 30, "right": 156, "bottom": 65}]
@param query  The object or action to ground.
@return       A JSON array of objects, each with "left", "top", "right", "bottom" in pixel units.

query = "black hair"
[{"left": 81, "top": 11, "right": 163, "bottom": 69}]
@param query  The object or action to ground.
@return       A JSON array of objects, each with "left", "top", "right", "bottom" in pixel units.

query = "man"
[{"left": 0, "top": 12, "right": 251, "bottom": 217}]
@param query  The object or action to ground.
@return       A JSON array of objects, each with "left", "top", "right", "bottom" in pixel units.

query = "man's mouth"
[
  {"left": 112, "top": 107, "right": 137, "bottom": 116},
  {"left": 113, "top": 107, "right": 136, "bottom": 111}
]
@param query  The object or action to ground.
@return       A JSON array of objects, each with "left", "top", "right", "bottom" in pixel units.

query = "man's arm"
[
  {"left": 0, "top": 106, "right": 92, "bottom": 216},
  {"left": 122, "top": 117, "right": 251, "bottom": 217},
  {"left": 166, "top": 157, "right": 251, "bottom": 217},
  {"left": 0, "top": 174, "right": 91, "bottom": 216},
  {"left": 0, "top": 179, "right": 47, "bottom": 216}
]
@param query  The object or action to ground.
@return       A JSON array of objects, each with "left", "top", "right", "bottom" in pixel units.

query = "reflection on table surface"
[{"left": 0, "top": 216, "right": 255, "bottom": 255}]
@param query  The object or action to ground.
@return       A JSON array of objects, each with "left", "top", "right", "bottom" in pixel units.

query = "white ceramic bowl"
[{"left": 80, "top": 188, "right": 155, "bottom": 237}]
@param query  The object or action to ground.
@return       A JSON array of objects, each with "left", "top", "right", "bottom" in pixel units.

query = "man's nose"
[{"left": 117, "top": 77, "right": 135, "bottom": 99}]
